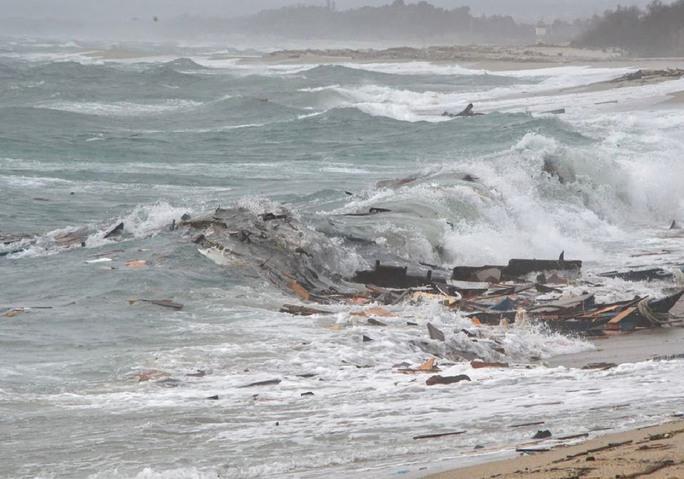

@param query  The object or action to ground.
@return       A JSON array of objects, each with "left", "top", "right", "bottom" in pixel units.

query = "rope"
[{"left": 637, "top": 298, "right": 671, "bottom": 327}]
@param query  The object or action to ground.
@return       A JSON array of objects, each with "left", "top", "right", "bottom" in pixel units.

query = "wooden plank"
[{"left": 605, "top": 306, "right": 637, "bottom": 330}]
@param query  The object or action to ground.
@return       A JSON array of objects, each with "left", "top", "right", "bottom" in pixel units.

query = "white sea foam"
[
  {"left": 38, "top": 99, "right": 202, "bottom": 117},
  {"left": 297, "top": 66, "right": 683, "bottom": 123}
]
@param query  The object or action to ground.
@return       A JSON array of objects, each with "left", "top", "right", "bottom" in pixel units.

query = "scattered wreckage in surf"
[
  {"left": 174, "top": 206, "right": 684, "bottom": 338},
  {"left": 3, "top": 207, "right": 682, "bottom": 338}
]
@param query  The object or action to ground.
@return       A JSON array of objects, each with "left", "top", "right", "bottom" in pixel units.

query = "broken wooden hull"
[{"left": 452, "top": 258, "right": 582, "bottom": 282}]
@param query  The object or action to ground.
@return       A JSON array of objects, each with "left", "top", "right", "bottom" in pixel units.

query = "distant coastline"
[{"left": 260, "top": 44, "right": 622, "bottom": 66}]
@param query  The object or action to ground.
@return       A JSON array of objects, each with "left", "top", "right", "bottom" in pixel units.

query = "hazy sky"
[{"left": 0, "top": 0, "right": 663, "bottom": 21}]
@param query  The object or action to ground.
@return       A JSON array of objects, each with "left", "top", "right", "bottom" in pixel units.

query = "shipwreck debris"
[
  {"left": 180, "top": 206, "right": 684, "bottom": 350},
  {"left": 443, "top": 103, "right": 484, "bottom": 118},
  {"left": 129, "top": 299, "right": 184, "bottom": 310},
  {"left": 413, "top": 431, "right": 466, "bottom": 440},
  {"left": 352, "top": 260, "right": 447, "bottom": 288},
  {"left": 451, "top": 257, "right": 581, "bottom": 282},
  {"left": 280, "top": 304, "right": 332, "bottom": 316},
  {"left": 426, "top": 374, "right": 471, "bottom": 385},
  {"left": 427, "top": 323, "right": 445, "bottom": 341},
  {"left": 103, "top": 222, "right": 124, "bottom": 239},
  {"left": 126, "top": 259, "right": 148, "bottom": 269},
  {"left": 471, "top": 360, "right": 509, "bottom": 369},
  {"left": 344, "top": 207, "right": 392, "bottom": 217},
  {"left": 582, "top": 362, "right": 617, "bottom": 370},
  {"left": 367, "top": 318, "right": 387, "bottom": 326},
  {"left": 600, "top": 268, "right": 673, "bottom": 282},
  {"left": 532, "top": 430, "right": 552, "bottom": 439},
  {"left": 239, "top": 378, "right": 282, "bottom": 388}
]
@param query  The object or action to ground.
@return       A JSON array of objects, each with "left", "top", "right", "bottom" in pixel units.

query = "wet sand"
[{"left": 425, "top": 420, "right": 684, "bottom": 479}]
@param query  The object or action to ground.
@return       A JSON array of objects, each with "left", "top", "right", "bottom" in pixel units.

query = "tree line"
[
  {"left": 575, "top": 0, "right": 684, "bottom": 55},
  {"left": 228, "top": 0, "right": 535, "bottom": 43}
]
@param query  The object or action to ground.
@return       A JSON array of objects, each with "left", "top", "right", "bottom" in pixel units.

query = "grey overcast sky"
[{"left": 0, "top": 0, "right": 662, "bottom": 21}]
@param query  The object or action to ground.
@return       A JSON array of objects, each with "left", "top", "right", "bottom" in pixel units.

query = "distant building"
[{"left": 535, "top": 21, "right": 547, "bottom": 43}]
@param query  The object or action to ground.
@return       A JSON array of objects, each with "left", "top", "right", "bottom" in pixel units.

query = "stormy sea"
[{"left": 2, "top": 39, "right": 684, "bottom": 479}]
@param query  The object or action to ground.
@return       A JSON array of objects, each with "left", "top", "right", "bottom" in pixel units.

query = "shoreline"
[
  {"left": 256, "top": 44, "right": 684, "bottom": 71},
  {"left": 418, "top": 297, "right": 684, "bottom": 478},
  {"left": 423, "top": 420, "right": 684, "bottom": 478}
]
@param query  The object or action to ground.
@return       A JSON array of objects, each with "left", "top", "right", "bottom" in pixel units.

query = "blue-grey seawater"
[{"left": 1, "top": 40, "right": 684, "bottom": 479}]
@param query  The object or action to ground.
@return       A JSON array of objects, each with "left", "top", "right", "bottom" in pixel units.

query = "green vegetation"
[{"left": 576, "top": 0, "right": 684, "bottom": 55}]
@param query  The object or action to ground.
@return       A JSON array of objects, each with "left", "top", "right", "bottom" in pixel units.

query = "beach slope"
[{"left": 426, "top": 421, "right": 684, "bottom": 479}]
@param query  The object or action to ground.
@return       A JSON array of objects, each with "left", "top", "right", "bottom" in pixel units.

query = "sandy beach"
[
  {"left": 259, "top": 44, "right": 684, "bottom": 70},
  {"left": 426, "top": 420, "right": 684, "bottom": 479}
]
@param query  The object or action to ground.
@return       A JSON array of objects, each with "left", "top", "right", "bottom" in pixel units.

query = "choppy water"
[{"left": 2, "top": 40, "right": 684, "bottom": 479}]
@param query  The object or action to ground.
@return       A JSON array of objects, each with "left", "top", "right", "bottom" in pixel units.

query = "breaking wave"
[
  {"left": 324, "top": 126, "right": 684, "bottom": 268},
  {"left": 6, "top": 202, "right": 190, "bottom": 258}
]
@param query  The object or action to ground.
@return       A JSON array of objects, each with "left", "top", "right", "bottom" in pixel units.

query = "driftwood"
[
  {"left": 239, "top": 379, "right": 281, "bottom": 388},
  {"left": 413, "top": 430, "right": 466, "bottom": 440}
]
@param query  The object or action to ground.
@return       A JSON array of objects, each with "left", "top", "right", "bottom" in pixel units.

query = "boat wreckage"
[{"left": 177, "top": 207, "right": 684, "bottom": 338}]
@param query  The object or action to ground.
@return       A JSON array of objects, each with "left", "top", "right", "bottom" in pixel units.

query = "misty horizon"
[
  {"left": 0, "top": 0, "right": 674, "bottom": 47},
  {"left": 0, "top": 0, "right": 670, "bottom": 23}
]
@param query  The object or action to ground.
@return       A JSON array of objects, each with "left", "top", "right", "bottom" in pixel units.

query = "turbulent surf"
[{"left": 2, "top": 40, "right": 684, "bottom": 479}]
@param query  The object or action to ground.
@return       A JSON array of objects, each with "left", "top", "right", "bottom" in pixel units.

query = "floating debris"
[
  {"left": 280, "top": 304, "right": 332, "bottom": 316},
  {"left": 2, "top": 308, "right": 25, "bottom": 318},
  {"left": 239, "top": 379, "right": 282, "bottom": 388},
  {"left": 532, "top": 430, "right": 552, "bottom": 439},
  {"left": 426, "top": 374, "right": 471, "bottom": 386},
  {"left": 125, "top": 259, "right": 148, "bottom": 269},
  {"left": 397, "top": 358, "right": 440, "bottom": 374},
  {"left": 367, "top": 318, "right": 387, "bottom": 326},
  {"left": 103, "top": 222, "right": 124, "bottom": 239},
  {"left": 471, "top": 360, "right": 509, "bottom": 369},
  {"left": 134, "top": 369, "right": 170, "bottom": 382},
  {"left": 129, "top": 299, "right": 184, "bottom": 310},
  {"left": 413, "top": 431, "right": 466, "bottom": 440},
  {"left": 86, "top": 258, "right": 113, "bottom": 264},
  {"left": 426, "top": 323, "right": 445, "bottom": 342}
]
